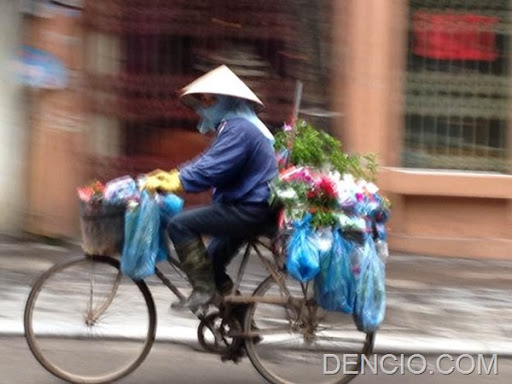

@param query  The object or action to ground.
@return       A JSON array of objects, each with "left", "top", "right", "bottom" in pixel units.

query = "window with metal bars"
[{"left": 402, "top": 0, "right": 510, "bottom": 173}]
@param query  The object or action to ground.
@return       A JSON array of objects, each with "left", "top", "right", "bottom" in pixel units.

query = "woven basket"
[{"left": 79, "top": 200, "right": 126, "bottom": 256}]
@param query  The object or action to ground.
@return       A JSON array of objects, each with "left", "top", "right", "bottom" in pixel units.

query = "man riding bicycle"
[{"left": 143, "top": 65, "right": 278, "bottom": 311}]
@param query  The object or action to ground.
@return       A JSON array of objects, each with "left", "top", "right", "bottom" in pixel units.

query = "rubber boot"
[{"left": 172, "top": 240, "right": 216, "bottom": 311}]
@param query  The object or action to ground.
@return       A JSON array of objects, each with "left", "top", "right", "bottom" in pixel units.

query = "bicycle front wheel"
[
  {"left": 245, "top": 275, "right": 374, "bottom": 384},
  {"left": 24, "top": 255, "right": 156, "bottom": 384}
]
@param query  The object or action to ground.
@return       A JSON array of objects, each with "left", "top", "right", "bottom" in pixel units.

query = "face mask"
[
  {"left": 194, "top": 95, "right": 233, "bottom": 134},
  {"left": 195, "top": 105, "right": 219, "bottom": 134}
]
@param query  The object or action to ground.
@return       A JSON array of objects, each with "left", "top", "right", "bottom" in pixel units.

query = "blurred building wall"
[
  {"left": 23, "top": 5, "right": 87, "bottom": 238},
  {"left": 332, "top": 0, "right": 512, "bottom": 259},
  {"left": 0, "top": 2, "right": 27, "bottom": 235},
  {"left": 17, "top": 0, "right": 512, "bottom": 259},
  {"left": 81, "top": 0, "right": 304, "bottom": 208}
]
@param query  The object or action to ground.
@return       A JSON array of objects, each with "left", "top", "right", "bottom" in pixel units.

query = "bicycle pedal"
[
  {"left": 220, "top": 351, "right": 244, "bottom": 364},
  {"left": 222, "top": 342, "right": 246, "bottom": 360}
]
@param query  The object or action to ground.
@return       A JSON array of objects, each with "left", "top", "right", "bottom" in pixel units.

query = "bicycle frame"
[
  {"left": 153, "top": 234, "right": 291, "bottom": 308},
  {"left": 82, "top": 230, "right": 294, "bottom": 339}
]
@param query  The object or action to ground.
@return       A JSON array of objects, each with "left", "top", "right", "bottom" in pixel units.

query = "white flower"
[
  {"left": 336, "top": 213, "right": 366, "bottom": 231},
  {"left": 342, "top": 173, "right": 356, "bottom": 185},
  {"left": 329, "top": 170, "right": 342, "bottom": 181},
  {"left": 365, "top": 182, "right": 379, "bottom": 194},
  {"left": 278, "top": 188, "right": 298, "bottom": 200}
]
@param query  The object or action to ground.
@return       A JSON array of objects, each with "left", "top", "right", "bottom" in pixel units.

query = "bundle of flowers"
[
  {"left": 77, "top": 176, "right": 184, "bottom": 258},
  {"left": 272, "top": 119, "right": 391, "bottom": 236},
  {"left": 77, "top": 176, "right": 140, "bottom": 206},
  {"left": 77, "top": 178, "right": 129, "bottom": 256},
  {"left": 77, "top": 180, "right": 106, "bottom": 204},
  {"left": 272, "top": 119, "right": 390, "bottom": 331},
  {"left": 77, "top": 175, "right": 184, "bottom": 217},
  {"left": 272, "top": 166, "right": 391, "bottom": 233}
]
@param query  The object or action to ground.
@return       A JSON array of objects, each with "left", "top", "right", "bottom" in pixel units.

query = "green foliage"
[
  {"left": 310, "top": 210, "right": 337, "bottom": 228},
  {"left": 274, "top": 119, "right": 378, "bottom": 182}
]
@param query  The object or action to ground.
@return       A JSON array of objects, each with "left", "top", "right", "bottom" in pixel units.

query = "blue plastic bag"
[
  {"left": 286, "top": 214, "right": 321, "bottom": 283},
  {"left": 157, "top": 193, "right": 184, "bottom": 218},
  {"left": 353, "top": 237, "right": 386, "bottom": 332},
  {"left": 156, "top": 193, "right": 184, "bottom": 261},
  {"left": 121, "top": 191, "right": 161, "bottom": 280},
  {"left": 314, "top": 229, "right": 356, "bottom": 313}
]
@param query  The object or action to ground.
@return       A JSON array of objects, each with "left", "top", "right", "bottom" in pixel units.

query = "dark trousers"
[{"left": 165, "top": 203, "right": 277, "bottom": 289}]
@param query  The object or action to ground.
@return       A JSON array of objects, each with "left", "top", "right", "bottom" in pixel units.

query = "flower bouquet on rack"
[
  {"left": 77, "top": 177, "right": 140, "bottom": 256},
  {"left": 271, "top": 119, "right": 390, "bottom": 333},
  {"left": 77, "top": 176, "right": 184, "bottom": 280}
]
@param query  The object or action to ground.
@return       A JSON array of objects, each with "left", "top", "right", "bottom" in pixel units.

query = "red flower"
[
  {"left": 91, "top": 181, "right": 105, "bottom": 194},
  {"left": 318, "top": 177, "right": 337, "bottom": 198},
  {"left": 77, "top": 180, "right": 105, "bottom": 202},
  {"left": 307, "top": 189, "right": 319, "bottom": 199}
]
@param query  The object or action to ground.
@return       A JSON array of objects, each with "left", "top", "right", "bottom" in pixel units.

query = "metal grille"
[{"left": 403, "top": 0, "right": 511, "bottom": 173}]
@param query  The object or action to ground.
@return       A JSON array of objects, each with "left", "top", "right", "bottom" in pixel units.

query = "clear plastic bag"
[
  {"left": 349, "top": 238, "right": 367, "bottom": 278},
  {"left": 353, "top": 238, "right": 386, "bottom": 333},
  {"left": 314, "top": 229, "right": 355, "bottom": 313},
  {"left": 286, "top": 214, "right": 321, "bottom": 283},
  {"left": 374, "top": 222, "right": 389, "bottom": 263},
  {"left": 104, "top": 176, "right": 139, "bottom": 203},
  {"left": 120, "top": 191, "right": 161, "bottom": 280},
  {"left": 375, "top": 239, "right": 389, "bottom": 263}
]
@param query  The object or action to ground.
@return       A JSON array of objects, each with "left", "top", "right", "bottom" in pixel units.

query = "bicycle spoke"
[
  {"left": 245, "top": 275, "right": 373, "bottom": 384},
  {"left": 24, "top": 256, "right": 156, "bottom": 384}
]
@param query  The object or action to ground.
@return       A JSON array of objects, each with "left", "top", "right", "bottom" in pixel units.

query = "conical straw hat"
[{"left": 180, "top": 65, "right": 265, "bottom": 111}]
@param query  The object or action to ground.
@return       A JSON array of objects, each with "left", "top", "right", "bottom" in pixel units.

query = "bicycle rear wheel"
[
  {"left": 24, "top": 255, "right": 156, "bottom": 384},
  {"left": 245, "top": 275, "right": 374, "bottom": 384}
]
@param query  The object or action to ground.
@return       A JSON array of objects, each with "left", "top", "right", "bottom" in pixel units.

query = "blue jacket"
[{"left": 179, "top": 117, "right": 278, "bottom": 204}]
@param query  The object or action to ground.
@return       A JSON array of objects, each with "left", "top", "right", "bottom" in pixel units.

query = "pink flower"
[
  {"left": 283, "top": 123, "right": 293, "bottom": 132},
  {"left": 283, "top": 167, "right": 314, "bottom": 183}
]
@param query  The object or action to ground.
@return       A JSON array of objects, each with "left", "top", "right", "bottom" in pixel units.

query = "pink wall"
[{"left": 332, "top": 0, "right": 512, "bottom": 259}]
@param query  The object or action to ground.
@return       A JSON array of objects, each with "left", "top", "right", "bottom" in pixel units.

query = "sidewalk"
[{"left": 1, "top": 237, "right": 512, "bottom": 356}]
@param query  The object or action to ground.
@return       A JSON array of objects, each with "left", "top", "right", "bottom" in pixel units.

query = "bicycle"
[{"left": 24, "top": 226, "right": 375, "bottom": 384}]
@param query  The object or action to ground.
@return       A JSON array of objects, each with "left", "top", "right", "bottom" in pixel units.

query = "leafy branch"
[{"left": 274, "top": 119, "right": 378, "bottom": 181}]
